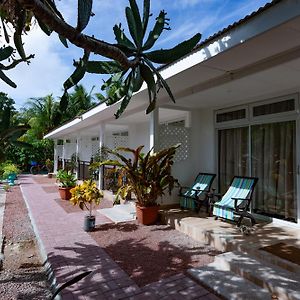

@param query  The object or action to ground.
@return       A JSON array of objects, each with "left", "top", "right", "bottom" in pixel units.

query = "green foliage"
[
  {"left": 1, "top": 162, "right": 20, "bottom": 179},
  {"left": 70, "top": 180, "right": 103, "bottom": 216},
  {"left": 61, "top": 0, "right": 201, "bottom": 118},
  {"left": 56, "top": 169, "right": 77, "bottom": 188},
  {"left": 98, "top": 144, "right": 180, "bottom": 207}
]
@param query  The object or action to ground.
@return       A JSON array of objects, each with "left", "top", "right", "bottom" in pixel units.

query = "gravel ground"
[
  {"left": 89, "top": 221, "right": 222, "bottom": 287},
  {"left": 0, "top": 185, "right": 52, "bottom": 300}
]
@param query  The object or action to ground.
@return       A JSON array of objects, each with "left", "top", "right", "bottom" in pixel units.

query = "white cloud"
[{"left": 0, "top": 27, "right": 71, "bottom": 107}]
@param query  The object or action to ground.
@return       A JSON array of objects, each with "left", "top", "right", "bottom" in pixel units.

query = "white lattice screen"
[
  {"left": 64, "top": 139, "right": 77, "bottom": 159},
  {"left": 112, "top": 135, "right": 129, "bottom": 149},
  {"left": 91, "top": 138, "right": 99, "bottom": 157},
  {"left": 158, "top": 125, "right": 190, "bottom": 162},
  {"left": 56, "top": 145, "right": 63, "bottom": 158}
]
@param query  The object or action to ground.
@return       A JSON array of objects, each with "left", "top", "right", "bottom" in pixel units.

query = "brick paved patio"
[{"left": 20, "top": 175, "right": 220, "bottom": 300}]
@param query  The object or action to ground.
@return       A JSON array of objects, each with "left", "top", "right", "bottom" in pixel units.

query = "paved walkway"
[{"left": 20, "top": 175, "right": 220, "bottom": 300}]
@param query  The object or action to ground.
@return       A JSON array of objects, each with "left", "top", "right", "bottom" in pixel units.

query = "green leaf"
[
  {"left": 125, "top": 7, "right": 140, "bottom": 48},
  {"left": 51, "top": 271, "right": 92, "bottom": 300},
  {"left": 0, "top": 70, "right": 17, "bottom": 88},
  {"left": 13, "top": 32, "right": 26, "bottom": 60},
  {"left": 132, "top": 66, "right": 143, "bottom": 92},
  {"left": 36, "top": 17, "right": 52, "bottom": 36},
  {"left": 113, "top": 24, "right": 136, "bottom": 51},
  {"left": 86, "top": 60, "right": 123, "bottom": 74},
  {"left": 59, "top": 34, "right": 69, "bottom": 48},
  {"left": 145, "top": 58, "right": 175, "bottom": 103},
  {"left": 140, "top": 64, "right": 156, "bottom": 101},
  {"left": 142, "top": 0, "right": 150, "bottom": 36},
  {"left": 146, "top": 99, "right": 156, "bottom": 114},
  {"left": 143, "top": 10, "right": 166, "bottom": 51},
  {"left": 145, "top": 33, "right": 201, "bottom": 64},
  {"left": 129, "top": 0, "right": 143, "bottom": 46},
  {"left": 0, "top": 46, "right": 14, "bottom": 61},
  {"left": 60, "top": 91, "right": 69, "bottom": 111},
  {"left": 1, "top": 18, "right": 9, "bottom": 43},
  {"left": 63, "top": 51, "right": 89, "bottom": 90},
  {"left": 77, "top": 0, "right": 93, "bottom": 32},
  {"left": 115, "top": 73, "right": 134, "bottom": 119}
]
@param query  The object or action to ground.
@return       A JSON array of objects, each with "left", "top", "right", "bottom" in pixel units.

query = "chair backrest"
[
  {"left": 219, "top": 176, "right": 258, "bottom": 208},
  {"left": 184, "top": 173, "right": 216, "bottom": 197}
]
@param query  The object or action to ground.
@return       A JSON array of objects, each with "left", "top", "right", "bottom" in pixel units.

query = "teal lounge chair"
[
  {"left": 212, "top": 176, "right": 258, "bottom": 227},
  {"left": 179, "top": 172, "right": 216, "bottom": 213}
]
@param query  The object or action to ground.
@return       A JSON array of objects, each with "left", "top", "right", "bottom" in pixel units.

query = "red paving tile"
[{"left": 20, "top": 175, "right": 221, "bottom": 300}]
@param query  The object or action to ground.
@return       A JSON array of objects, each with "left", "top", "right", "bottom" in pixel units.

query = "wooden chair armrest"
[{"left": 232, "top": 197, "right": 251, "bottom": 211}]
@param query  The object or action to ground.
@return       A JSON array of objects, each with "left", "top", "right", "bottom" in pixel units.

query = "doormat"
[{"left": 260, "top": 242, "right": 300, "bottom": 265}]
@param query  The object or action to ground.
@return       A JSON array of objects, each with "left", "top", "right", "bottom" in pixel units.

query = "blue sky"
[{"left": 0, "top": 0, "right": 270, "bottom": 108}]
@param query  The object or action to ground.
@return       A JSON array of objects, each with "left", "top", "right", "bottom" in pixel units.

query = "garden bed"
[{"left": 89, "top": 221, "right": 221, "bottom": 287}]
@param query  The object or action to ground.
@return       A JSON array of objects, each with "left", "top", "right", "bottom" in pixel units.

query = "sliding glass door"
[
  {"left": 218, "top": 127, "right": 249, "bottom": 194},
  {"left": 218, "top": 121, "right": 297, "bottom": 223},
  {"left": 251, "top": 121, "right": 297, "bottom": 222}
]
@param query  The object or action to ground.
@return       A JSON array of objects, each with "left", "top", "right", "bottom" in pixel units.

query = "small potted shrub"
[
  {"left": 45, "top": 159, "right": 54, "bottom": 178},
  {"left": 70, "top": 180, "right": 103, "bottom": 231},
  {"left": 2, "top": 163, "right": 20, "bottom": 186},
  {"left": 56, "top": 169, "right": 77, "bottom": 200},
  {"left": 99, "top": 144, "right": 180, "bottom": 225}
]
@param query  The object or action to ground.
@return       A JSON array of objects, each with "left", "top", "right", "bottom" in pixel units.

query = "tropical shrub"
[
  {"left": 56, "top": 170, "right": 77, "bottom": 188},
  {"left": 70, "top": 180, "right": 103, "bottom": 217},
  {"left": 1, "top": 162, "right": 20, "bottom": 179},
  {"left": 99, "top": 144, "right": 180, "bottom": 207}
]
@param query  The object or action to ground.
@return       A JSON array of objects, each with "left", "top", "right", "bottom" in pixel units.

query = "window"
[
  {"left": 253, "top": 99, "right": 295, "bottom": 117},
  {"left": 216, "top": 109, "right": 246, "bottom": 123}
]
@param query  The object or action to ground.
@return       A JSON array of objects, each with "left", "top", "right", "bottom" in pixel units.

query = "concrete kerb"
[
  {"left": 20, "top": 185, "right": 60, "bottom": 299},
  {"left": 0, "top": 189, "right": 6, "bottom": 270}
]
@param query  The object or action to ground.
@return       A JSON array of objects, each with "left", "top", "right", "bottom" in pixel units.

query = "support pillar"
[
  {"left": 53, "top": 140, "right": 58, "bottom": 173},
  {"left": 62, "top": 139, "right": 66, "bottom": 169},
  {"left": 149, "top": 108, "right": 159, "bottom": 152},
  {"left": 76, "top": 136, "right": 81, "bottom": 179},
  {"left": 98, "top": 124, "right": 106, "bottom": 189}
]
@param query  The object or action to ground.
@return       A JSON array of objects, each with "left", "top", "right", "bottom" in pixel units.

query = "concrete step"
[
  {"left": 187, "top": 263, "right": 273, "bottom": 300},
  {"left": 250, "top": 247, "right": 300, "bottom": 276},
  {"left": 214, "top": 251, "right": 300, "bottom": 300},
  {"left": 98, "top": 203, "right": 136, "bottom": 223}
]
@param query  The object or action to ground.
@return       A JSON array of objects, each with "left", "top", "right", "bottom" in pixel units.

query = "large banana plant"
[
  {"left": 96, "top": 144, "right": 180, "bottom": 207},
  {"left": 63, "top": 0, "right": 201, "bottom": 118}
]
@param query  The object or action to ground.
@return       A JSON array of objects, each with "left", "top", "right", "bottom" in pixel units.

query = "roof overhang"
[{"left": 45, "top": 0, "right": 300, "bottom": 139}]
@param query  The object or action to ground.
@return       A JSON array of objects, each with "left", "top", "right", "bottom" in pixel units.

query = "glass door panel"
[
  {"left": 218, "top": 127, "right": 249, "bottom": 193},
  {"left": 251, "top": 121, "right": 297, "bottom": 222}
]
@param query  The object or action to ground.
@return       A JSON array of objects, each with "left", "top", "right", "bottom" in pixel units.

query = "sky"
[{"left": 0, "top": 0, "right": 271, "bottom": 109}]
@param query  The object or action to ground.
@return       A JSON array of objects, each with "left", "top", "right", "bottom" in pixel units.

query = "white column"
[
  {"left": 98, "top": 124, "right": 106, "bottom": 189},
  {"left": 53, "top": 139, "right": 58, "bottom": 173},
  {"left": 75, "top": 135, "right": 81, "bottom": 179},
  {"left": 149, "top": 108, "right": 159, "bottom": 152},
  {"left": 62, "top": 139, "right": 66, "bottom": 169}
]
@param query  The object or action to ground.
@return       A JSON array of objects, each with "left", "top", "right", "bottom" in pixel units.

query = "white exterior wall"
[{"left": 128, "top": 123, "right": 150, "bottom": 152}]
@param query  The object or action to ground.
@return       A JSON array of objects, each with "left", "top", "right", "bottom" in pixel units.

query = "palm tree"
[
  {"left": 0, "top": 93, "right": 29, "bottom": 162},
  {"left": 23, "top": 94, "right": 59, "bottom": 139},
  {"left": 64, "top": 85, "right": 96, "bottom": 121}
]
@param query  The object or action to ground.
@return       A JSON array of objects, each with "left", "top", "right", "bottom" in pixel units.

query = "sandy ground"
[
  {"left": 89, "top": 221, "right": 222, "bottom": 287},
  {"left": 0, "top": 185, "right": 52, "bottom": 300}
]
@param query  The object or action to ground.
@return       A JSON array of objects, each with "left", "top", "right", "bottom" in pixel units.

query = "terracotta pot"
[
  {"left": 58, "top": 187, "right": 72, "bottom": 200},
  {"left": 136, "top": 204, "right": 160, "bottom": 225}
]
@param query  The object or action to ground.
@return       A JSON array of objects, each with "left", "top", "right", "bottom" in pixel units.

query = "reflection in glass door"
[
  {"left": 218, "top": 127, "right": 249, "bottom": 193},
  {"left": 251, "top": 121, "right": 297, "bottom": 222}
]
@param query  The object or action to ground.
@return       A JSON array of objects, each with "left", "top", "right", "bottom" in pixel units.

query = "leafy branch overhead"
[{"left": 0, "top": 0, "right": 201, "bottom": 118}]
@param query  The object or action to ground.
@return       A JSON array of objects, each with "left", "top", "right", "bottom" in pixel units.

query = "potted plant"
[
  {"left": 70, "top": 180, "right": 103, "bottom": 231},
  {"left": 45, "top": 159, "right": 54, "bottom": 178},
  {"left": 2, "top": 163, "right": 20, "bottom": 186},
  {"left": 99, "top": 144, "right": 180, "bottom": 225},
  {"left": 56, "top": 169, "right": 77, "bottom": 200}
]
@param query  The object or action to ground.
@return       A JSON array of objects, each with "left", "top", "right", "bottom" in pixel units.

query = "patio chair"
[
  {"left": 212, "top": 176, "right": 258, "bottom": 227},
  {"left": 179, "top": 172, "right": 216, "bottom": 213}
]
